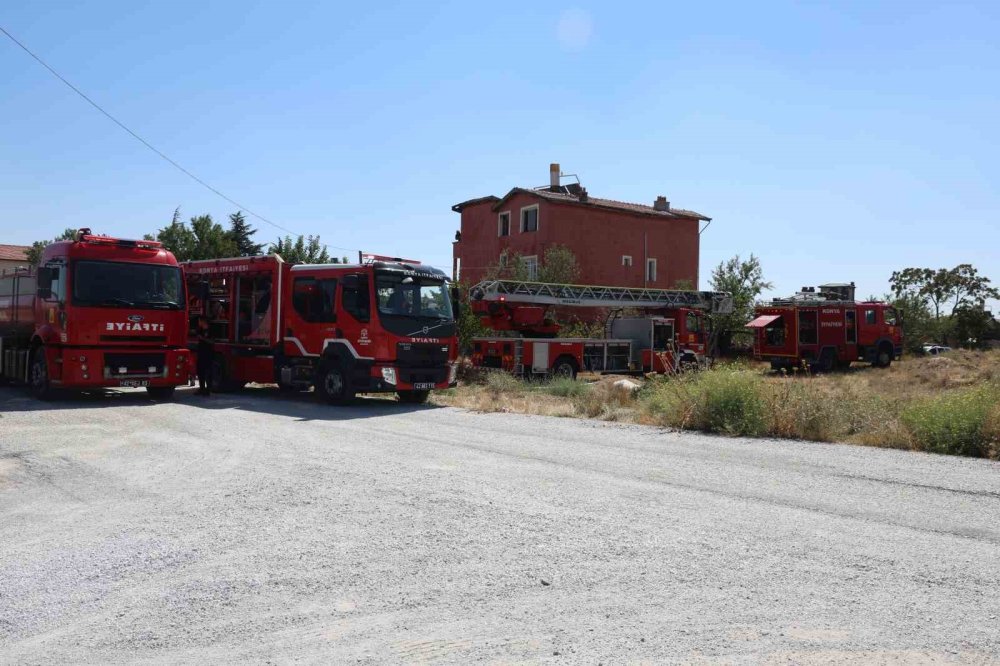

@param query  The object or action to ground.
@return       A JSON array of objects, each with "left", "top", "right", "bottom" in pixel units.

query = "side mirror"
[{"left": 450, "top": 286, "right": 461, "bottom": 320}]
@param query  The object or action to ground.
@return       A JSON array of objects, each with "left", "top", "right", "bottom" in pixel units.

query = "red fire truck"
[
  {"left": 468, "top": 280, "right": 733, "bottom": 378},
  {"left": 0, "top": 230, "right": 191, "bottom": 399},
  {"left": 182, "top": 254, "right": 459, "bottom": 403},
  {"left": 746, "top": 282, "right": 904, "bottom": 371}
]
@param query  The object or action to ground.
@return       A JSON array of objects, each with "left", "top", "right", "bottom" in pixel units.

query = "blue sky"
[{"left": 2, "top": 1, "right": 998, "bottom": 304}]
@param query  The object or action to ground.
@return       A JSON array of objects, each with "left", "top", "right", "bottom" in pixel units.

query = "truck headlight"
[
  {"left": 381, "top": 367, "right": 397, "bottom": 386},
  {"left": 448, "top": 362, "right": 458, "bottom": 384}
]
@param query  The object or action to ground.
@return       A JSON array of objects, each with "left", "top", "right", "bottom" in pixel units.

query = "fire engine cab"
[
  {"left": 183, "top": 254, "right": 459, "bottom": 403},
  {"left": 468, "top": 279, "right": 733, "bottom": 378},
  {"left": 0, "top": 230, "right": 190, "bottom": 399},
  {"left": 747, "top": 282, "right": 903, "bottom": 371}
]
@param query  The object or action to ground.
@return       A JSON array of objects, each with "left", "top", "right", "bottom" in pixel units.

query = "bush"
[
  {"left": 484, "top": 371, "right": 525, "bottom": 397},
  {"left": 901, "top": 384, "right": 1000, "bottom": 457},
  {"left": 644, "top": 367, "right": 768, "bottom": 437},
  {"left": 544, "top": 378, "right": 590, "bottom": 398}
]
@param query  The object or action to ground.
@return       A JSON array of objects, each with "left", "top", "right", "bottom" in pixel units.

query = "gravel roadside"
[{"left": 1, "top": 386, "right": 999, "bottom": 664}]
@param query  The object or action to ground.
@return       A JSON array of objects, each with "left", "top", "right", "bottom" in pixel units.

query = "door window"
[
  {"left": 293, "top": 277, "right": 337, "bottom": 323},
  {"left": 865, "top": 309, "right": 877, "bottom": 325},
  {"left": 342, "top": 275, "right": 371, "bottom": 323}
]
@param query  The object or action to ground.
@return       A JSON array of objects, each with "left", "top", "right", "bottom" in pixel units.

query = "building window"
[
  {"left": 498, "top": 211, "right": 511, "bottom": 237},
  {"left": 522, "top": 255, "right": 538, "bottom": 280},
  {"left": 622, "top": 255, "right": 633, "bottom": 267},
  {"left": 646, "top": 258, "right": 657, "bottom": 283},
  {"left": 520, "top": 205, "right": 539, "bottom": 232}
]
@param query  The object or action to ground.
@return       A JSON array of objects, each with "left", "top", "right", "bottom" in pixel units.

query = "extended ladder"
[{"left": 469, "top": 279, "right": 734, "bottom": 314}]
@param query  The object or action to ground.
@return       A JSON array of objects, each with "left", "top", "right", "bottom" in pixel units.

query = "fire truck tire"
[
  {"left": 397, "top": 390, "right": 430, "bottom": 404},
  {"left": 29, "top": 348, "right": 53, "bottom": 401},
  {"left": 874, "top": 343, "right": 893, "bottom": 368},
  {"left": 552, "top": 357, "right": 578, "bottom": 380},
  {"left": 146, "top": 386, "right": 176, "bottom": 400},
  {"left": 316, "top": 363, "right": 354, "bottom": 404}
]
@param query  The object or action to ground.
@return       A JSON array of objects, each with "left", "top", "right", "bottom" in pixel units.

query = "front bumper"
[
  {"left": 356, "top": 363, "right": 458, "bottom": 393},
  {"left": 49, "top": 347, "right": 192, "bottom": 388}
]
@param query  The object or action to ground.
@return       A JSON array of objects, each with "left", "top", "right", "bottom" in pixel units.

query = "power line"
[{"left": 0, "top": 24, "right": 359, "bottom": 254}]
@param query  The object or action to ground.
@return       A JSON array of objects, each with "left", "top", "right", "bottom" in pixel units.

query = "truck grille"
[
  {"left": 396, "top": 342, "right": 449, "bottom": 367},
  {"left": 103, "top": 352, "right": 166, "bottom": 378},
  {"left": 398, "top": 367, "right": 448, "bottom": 384}
]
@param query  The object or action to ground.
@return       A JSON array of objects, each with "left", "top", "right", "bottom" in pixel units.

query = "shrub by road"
[{"left": 435, "top": 350, "right": 1000, "bottom": 459}]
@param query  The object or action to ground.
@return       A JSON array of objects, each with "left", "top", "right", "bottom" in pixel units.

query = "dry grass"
[{"left": 434, "top": 350, "right": 1000, "bottom": 458}]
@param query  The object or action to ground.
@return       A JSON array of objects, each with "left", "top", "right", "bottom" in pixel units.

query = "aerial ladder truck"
[{"left": 467, "top": 279, "right": 733, "bottom": 378}]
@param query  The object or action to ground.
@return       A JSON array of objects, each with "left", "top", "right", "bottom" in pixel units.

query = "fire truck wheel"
[
  {"left": 397, "top": 390, "right": 430, "bottom": 404},
  {"left": 874, "top": 344, "right": 893, "bottom": 368},
  {"left": 29, "top": 349, "right": 53, "bottom": 401},
  {"left": 146, "top": 386, "right": 176, "bottom": 400},
  {"left": 316, "top": 364, "right": 354, "bottom": 404},
  {"left": 552, "top": 357, "right": 578, "bottom": 380}
]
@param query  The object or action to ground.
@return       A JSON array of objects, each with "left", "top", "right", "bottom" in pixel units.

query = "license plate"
[
  {"left": 118, "top": 379, "right": 150, "bottom": 388},
  {"left": 412, "top": 382, "right": 435, "bottom": 390}
]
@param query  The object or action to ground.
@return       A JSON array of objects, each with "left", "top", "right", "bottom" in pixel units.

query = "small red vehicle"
[
  {"left": 182, "top": 254, "right": 459, "bottom": 403},
  {"left": 746, "top": 282, "right": 903, "bottom": 371},
  {"left": 468, "top": 280, "right": 732, "bottom": 378},
  {"left": 0, "top": 230, "right": 190, "bottom": 399}
]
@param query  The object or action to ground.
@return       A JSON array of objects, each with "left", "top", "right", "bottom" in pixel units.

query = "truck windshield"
[
  {"left": 375, "top": 274, "right": 453, "bottom": 320},
  {"left": 73, "top": 260, "right": 183, "bottom": 309}
]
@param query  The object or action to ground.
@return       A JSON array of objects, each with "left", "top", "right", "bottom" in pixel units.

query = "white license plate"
[
  {"left": 118, "top": 379, "right": 150, "bottom": 388},
  {"left": 412, "top": 382, "right": 435, "bottom": 390}
]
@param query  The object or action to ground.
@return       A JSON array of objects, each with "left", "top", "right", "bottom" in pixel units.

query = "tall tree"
[
  {"left": 890, "top": 264, "right": 999, "bottom": 320},
  {"left": 25, "top": 228, "right": 78, "bottom": 265},
  {"left": 154, "top": 209, "right": 235, "bottom": 261},
  {"left": 709, "top": 254, "right": 774, "bottom": 352},
  {"left": 227, "top": 211, "right": 263, "bottom": 256},
  {"left": 270, "top": 235, "right": 332, "bottom": 264}
]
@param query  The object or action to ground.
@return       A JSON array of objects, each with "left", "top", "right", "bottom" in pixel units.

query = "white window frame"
[
  {"left": 522, "top": 255, "right": 539, "bottom": 280},
  {"left": 497, "top": 211, "right": 511, "bottom": 237},
  {"left": 646, "top": 258, "right": 657, "bottom": 283},
  {"left": 520, "top": 204, "right": 539, "bottom": 233},
  {"left": 622, "top": 255, "right": 633, "bottom": 267}
]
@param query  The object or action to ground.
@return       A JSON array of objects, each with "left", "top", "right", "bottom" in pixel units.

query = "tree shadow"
[{"left": 0, "top": 384, "right": 441, "bottom": 422}]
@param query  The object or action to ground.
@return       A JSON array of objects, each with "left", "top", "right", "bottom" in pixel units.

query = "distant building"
[
  {"left": 0, "top": 244, "right": 30, "bottom": 273},
  {"left": 451, "top": 164, "right": 710, "bottom": 288}
]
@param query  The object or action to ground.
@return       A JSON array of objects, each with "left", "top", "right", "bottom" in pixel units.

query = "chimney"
[
  {"left": 578, "top": 187, "right": 588, "bottom": 203},
  {"left": 653, "top": 196, "right": 670, "bottom": 212},
  {"left": 549, "top": 163, "right": 561, "bottom": 191}
]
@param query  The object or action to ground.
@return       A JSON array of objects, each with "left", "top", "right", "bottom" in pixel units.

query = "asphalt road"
[{"left": 1, "top": 385, "right": 999, "bottom": 665}]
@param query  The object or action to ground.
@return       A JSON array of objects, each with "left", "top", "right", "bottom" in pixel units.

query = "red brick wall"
[{"left": 453, "top": 193, "right": 701, "bottom": 289}]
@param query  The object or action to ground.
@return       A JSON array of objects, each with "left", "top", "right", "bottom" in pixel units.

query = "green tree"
[
  {"left": 888, "top": 291, "right": 937, "bottom": 353},
  {"left": 536, "top": 244, "right": 581, "bottom": 284},
  {"left": 709, "top": 254, "right": 773, "bottom": 352},
  {"left": 154, "top": 209, "right": 236, "bottom": 261},
  {"left": 890, "top": 264, "right": 1000, "bottom": 320},
  {"left": 25, "top": 228, "right": 77, "bottom": 265},
  {"left": 270, "top": 235, "right": 332, "bottom": 265},
  {"left": 953, "top": 305, "right": 996, "bottom": 348},
  {"left": 227, "top": 211, "right": 263, "bottom": 256}
]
